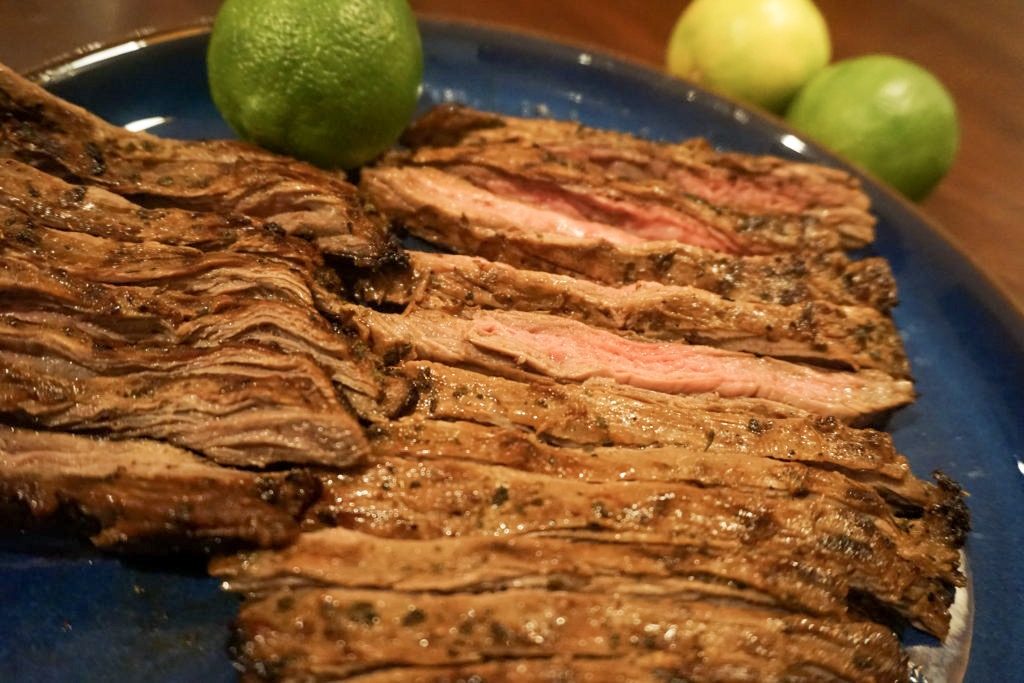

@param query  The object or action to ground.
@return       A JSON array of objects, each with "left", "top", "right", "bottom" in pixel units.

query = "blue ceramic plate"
[{"left": 1, "top": 21, "right": 1021, "bottom": 683}]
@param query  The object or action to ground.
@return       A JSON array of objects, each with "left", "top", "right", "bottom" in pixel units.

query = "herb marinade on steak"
[{"left": 0, "top": 68, "right": 967, "bottom": 683}]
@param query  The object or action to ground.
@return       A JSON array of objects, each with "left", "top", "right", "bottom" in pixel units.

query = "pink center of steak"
[
  {"left": 667, "top": 169, "right": 807, "bottom": 214},
  {"left": 460, "top": 168, "right": 742, "bottom": 253},
  {"left": 385, "top": 166, "right": 646, "bottom": 245},
  {"left": 376, "top": 167, "right": 743, "bottom": 253},
  {"left": 467, "top": 313, "right": 912, "bottom": 418},
  {"left": 550, "top": 144, "right": 838, "bottom": 215}
]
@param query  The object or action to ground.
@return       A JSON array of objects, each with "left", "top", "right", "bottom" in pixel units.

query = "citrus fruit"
[
  {"left": 785, "top": 55, "right": 958, "bottom": 200},
  {"left": 207, "top": 0, "right": 423, "bottom": 169},
  {"left": 665, "top": 0, "right": 831, "bottom": 113}
]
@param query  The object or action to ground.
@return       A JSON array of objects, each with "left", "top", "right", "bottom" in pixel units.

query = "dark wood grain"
[{"left": 2, "top": 0, "right": 1021, "bottom": 310}]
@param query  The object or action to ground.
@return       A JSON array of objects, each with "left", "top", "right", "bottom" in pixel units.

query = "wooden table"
[{"left": 5, "top": 1, "right": 1022, "bottom": 311}]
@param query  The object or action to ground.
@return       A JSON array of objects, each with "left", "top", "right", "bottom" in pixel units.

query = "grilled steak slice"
[
  {"left": 381, "top": 146, "right": 849, "bottom": 256},
  {"left": 272, "top": 655, "right": 901, "bottom": 683},
  {"left": 370, "top": 416, "right": 947, "bottom": 515},
  {"left": 306, "top": 455, "right": 961, "bottom": 637},
  {"left": 354, "top": 251, "right": 910, "bottom": 377},
  {"left": 402, "top": 104, "right": 876, "bottom": 249},
  {"left": 0, "top": 341, "right": 366, "bottom": 469},
  {"left": 1, "top": 224, "right": 374, "bottom": 466},
  {"left": 0, "top": 163, "right": 413, "bottom": 422},
  {"left": 0, "top": 65, "right": 397, "bottom": 266},
  {"left": 230, "top": 587, "right": 908, "bottom": 681},
  {"left": 0, "top": 223, "right": 402, "bottom": 416},
  {"left": 400, "top": 362, "right": 933, "bottom": 502},
  {"left": 361, "top": 166, "right": 897, "bottom": 310},
  {"left": 0, "top": 427, "right": 318, "bottom": 552},
  {"left": 213, "top": 528, "right": 850, "bottom": 616},
  {"left": 0, "top": 159, "right": 315, "bottom": 257},
  {"left": 325, "top": 301, "right": 914, "bottom": 419}
]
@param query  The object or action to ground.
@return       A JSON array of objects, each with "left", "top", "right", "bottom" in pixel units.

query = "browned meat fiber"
[
  {"left": 236, "top": 412, "right": 966, "bottom": 632},
  {"left": 0, "top": 64, "right": 397, "bottom": 266},
  {"left": 0, "top": 427, "right": 318, "bottom": 552},
  {"left": 403, "top": 103, "right": 876, "bottom": 249},
  {"left": 353, "top": 250, "right": 910, "bottom": 377},
  {"left": 361, "top": 165, "right": 898, "bottom": 311},
  {"left": 0, "top": 165, "right": 386, "bottom": 466},
  {"left": 324, "top": 299, "right": 915, "bottom": 420},
  {"left": 0, "top": 209, "right": 402, "bottom": 417},
  {"left": 398, "top": 362, "right": 957, "bottom": 512},
  {"left": 377, "top": 155, "right": 844, "bottom": 255},
  {"left": 0, "top": 333, "right": 367, "bottom": 469},
  {"left": 401, "top": 359, "right": 893, "bottom": 470},
  {"left": 228, "top": 586, "right": 908, "bottom": 682},
  {"left": 305, "top": 453, "right": 961, "bottom": 638},
  {"left": 237, "top": 654, "right": 902, "bottom": 683},
  {"left": 370, "top": 415, "right": 961, "bottom": 526},
  {"left": 213, "top": 528, "right": 856, "bottom": 616}
]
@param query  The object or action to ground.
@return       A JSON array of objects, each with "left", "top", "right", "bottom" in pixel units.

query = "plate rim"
[{"left": 22, "top": 17, "right": 1024, "bottom": 328}]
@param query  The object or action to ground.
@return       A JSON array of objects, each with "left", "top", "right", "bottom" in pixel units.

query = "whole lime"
[
  {"left": 666, "top": 0, "right": 831, "bottom": 113},
  {"left": 207, "top": 0, "right": 423, "bottom": 169},
  {"left": 786, "top": 55, "right": 958, "bottom": 200}
]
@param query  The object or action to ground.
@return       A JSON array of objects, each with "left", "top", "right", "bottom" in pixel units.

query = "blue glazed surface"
[{"left": 2, "top": 21, "right": 1021, "bottom": 682}]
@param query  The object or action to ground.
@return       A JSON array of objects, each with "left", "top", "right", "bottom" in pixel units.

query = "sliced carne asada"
[
  {"left": 401, "top": 103, "right": 876, "bottom": 249},
  {"left": 369, "top": 416, "right": 948, "bottom": 516},
  {"left": 0, "top": 211, "right": 408, "bottom": 423},
  {"left": 382, "top": 145, "right": 850, "bottom": 255},
  {"left": 305, "top": 455, "right": 961, "bottom": 637},
  {"left": 353, "top": 250, "right": 910, "bottom": 376},
  {"left": 0, "top": 427, "right": 318, "bottom": 552},
  {"left": 0, "top": 226, "right": 402, "bottom": 414},
  {"left": 269, "top": 654, "right": 902, "bottom": 683},
  {"left": 0, "top": 159, "right": 306, "bottom": 255},
  {"left": 324, "top": 301, "right": 914, "bottom": 419},
  {"left": 361, "top": 165, "right": 898, "bottom": 310},
  {"left": 0, "top": 65, "right": 397, "bottom": 266},
  {"left": 0, "top": 340, "right": 367, "bottom": 469},
  {"left": 213, "top": 528, "right": 849, "bottom": 617},
  {"left": 0, "top": 81, "right": 970, "bottom": 682},
  {"left": 229, "top": 588, "right": 909, "bottom": 682},
  {"left": 364, "top": 161, "right": 843, "bottom": 256},
  {"left": 398, "top": 362, "right": 937, "bottom": 505},
  {"left": 0, "top": 213, "right": 374, "bottom": 465}
]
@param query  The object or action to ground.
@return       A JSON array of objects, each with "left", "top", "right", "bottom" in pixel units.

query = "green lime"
[
  {"left": 785, "top": 55, "right": 958, "bottom": 200},
  {"left": 207, "top": 0, "right": 423, "bottom": 169},
  {"left": 665, "top": 0, "right": 831, "bottom": 113}
]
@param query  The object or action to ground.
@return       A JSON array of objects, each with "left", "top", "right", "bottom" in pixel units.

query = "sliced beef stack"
[
  {"left": 0, "top": 69, "right": 968, "bottom": 683},
  {"left": 362, "top": 104, "right": 897, "bottom": 311},
  {"left": 353, "top": 251, "right": 910, "bottom": 376}
]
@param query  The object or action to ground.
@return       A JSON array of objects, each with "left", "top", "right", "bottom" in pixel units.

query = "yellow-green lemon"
[
  {"left": 666, "top": 0, "right": 831, "bottom": 113},
  {"left": 207, "top": 0, "right": 422, "bottom": 169},
  {"left": 786, "top": 54, "right": 959, "bottom": 200}
]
